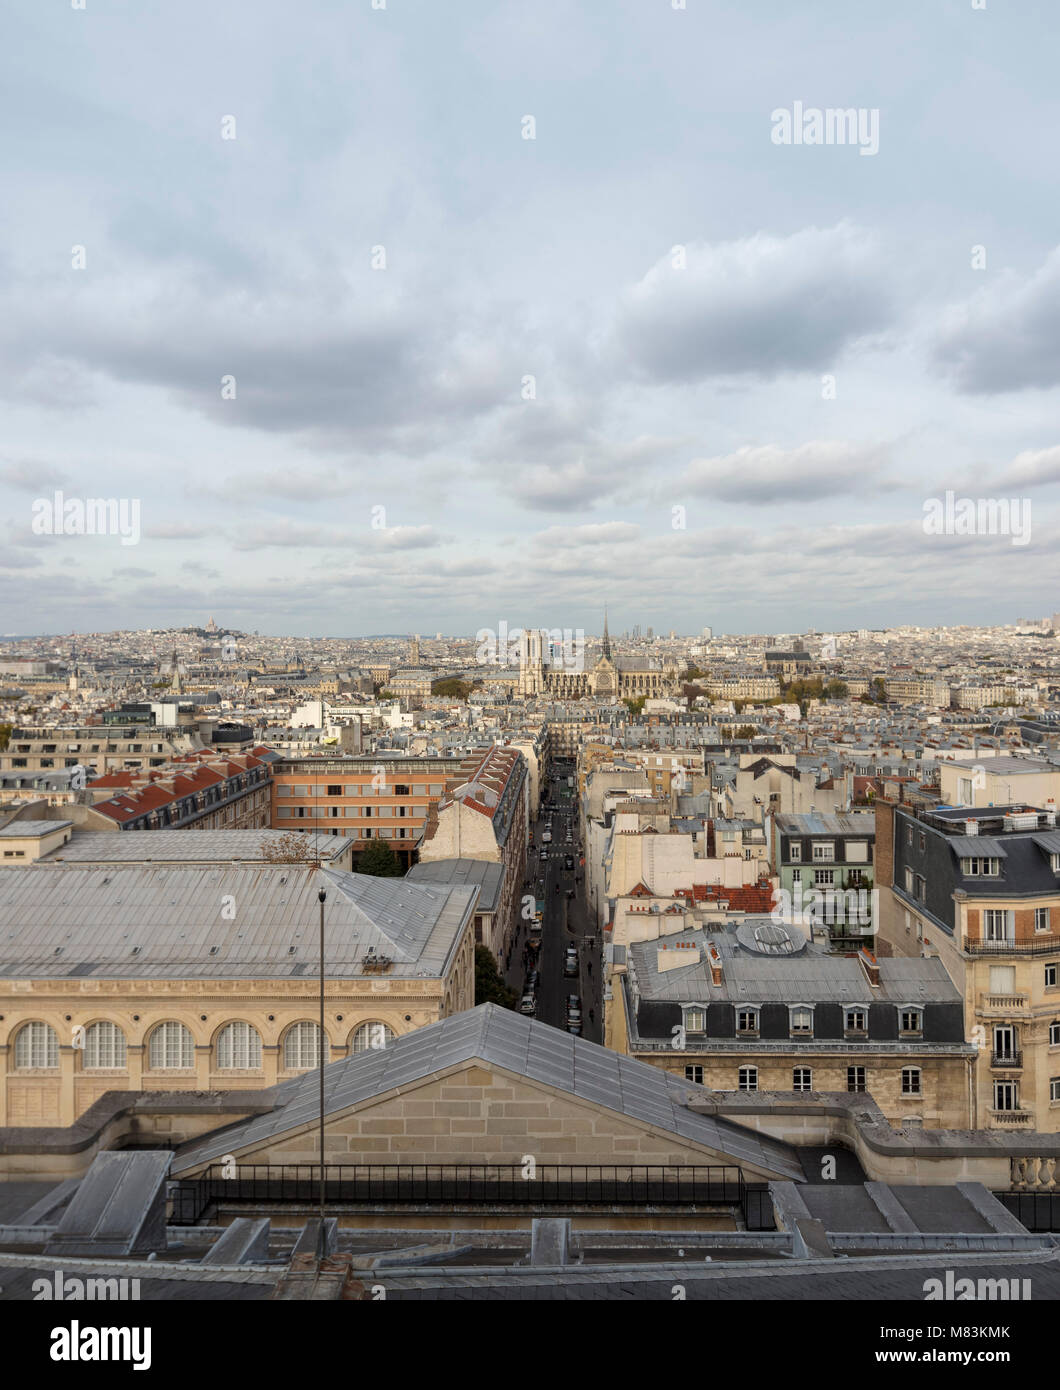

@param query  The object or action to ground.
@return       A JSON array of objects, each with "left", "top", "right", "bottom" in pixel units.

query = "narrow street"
[{"left": 505, "top": 760, "right": 601, "bottom": 1043}]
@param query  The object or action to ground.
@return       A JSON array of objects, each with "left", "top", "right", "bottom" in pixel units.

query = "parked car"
[
  {"left": 519, "top": 994, "right": 537, "bottom": 1015},
  {"left": 539, "top": 849, "right": 548, "bottom": 861},
  {"left": 566, "top": 1021, "right": 582, "bottom": 1035},
  {"left": 564, "top": 948, "right": 578, "bottom": 977},
  {"left": 564, "top": 854, "right": 574, "bottom": 870},
  {"left": 525, "top": 969, "right": 539, "bottom": 991}
]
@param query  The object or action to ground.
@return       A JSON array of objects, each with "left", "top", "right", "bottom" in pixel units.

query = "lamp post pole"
[{"left": 318, "top": 884, "right": 327, "bottom": 1257}]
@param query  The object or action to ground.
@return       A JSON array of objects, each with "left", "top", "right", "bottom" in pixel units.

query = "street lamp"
[{"left": 317, "top": 885, "right": 327, "bottom": 1257}]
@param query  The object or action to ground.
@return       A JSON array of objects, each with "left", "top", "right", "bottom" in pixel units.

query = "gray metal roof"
[
  {"left": 406, "top": 859, "right": 504, "bottom": 913},
  {"left": 39, "top": 829, "right": 354, "bottom": 864},
  {"left": 171, "top": 1004, "right": 804, "bottom": 1181},
  {"left": 944, "top": 837, "right": 1009, "bottom": 857},
  {"left": 0, "top": 865, "right": 476, "bottom": 980},
  {"left": 773, "top": 812, "right": 875, "bottom": 836},
  {"left": 629, "top": 930, "right": 961, "bottom": 1004},
  {"left": 0, "top": 821, "right": 73, "bottom": 837}
]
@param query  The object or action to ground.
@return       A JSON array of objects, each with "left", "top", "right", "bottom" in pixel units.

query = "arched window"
[
  {"left": 284, "top": 1022, "right": 324, "bottom": 1070},
  {"left": 216, "top": 1022, "right": 262, "bottom": 1070},
  {"left": 148, "top": 1021, "right": 194, "bottom": 1069},
  {"left": 83, "top": 1021, "right": 127, "bottom": 1069},
  {"left": 350, "top": 1022, "right": 394, "bottom": 1055},
  {"left": 14, "top": 1022, "right": 59, "bottom": 1069}
]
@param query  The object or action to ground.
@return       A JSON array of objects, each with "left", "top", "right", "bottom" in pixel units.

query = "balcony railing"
[
  {"left": 991, "top": 1110, "right": 1032, "bottom": 1126},
  {"left": 982, "top": 994, "right": 1029, "bottom": 1011},
  {"left": 964, "top": 937, "right": 1059, "bottom": 957},
  {"left": 991, "top": 1051, "right": 1023, "bottom": 1069}
]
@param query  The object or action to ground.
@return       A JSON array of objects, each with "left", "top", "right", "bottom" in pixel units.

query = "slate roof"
[
  {"left": 39, "top": 829, "right": 354, "bottom": 864},
  {"left": 0, "top": 865, "right": 476, "bottom": 979},
  {"left": 170, "top": 1004, "right": 804, "bottom": 1180}
]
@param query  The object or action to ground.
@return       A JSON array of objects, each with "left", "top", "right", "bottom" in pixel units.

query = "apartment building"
[
  {"left": 84, "top": 750, "right": 273, "bottom": 831},
  {"left": 877, "top": 798, "right": 1060, "bottom": 1131},
  {"left": 271, "top": 755, "right": 467, "bottom": 870},
  {"left": 771, "top": 811, "right": 876, "bottom": 948},
  {"left": 939, "top": 755, "right": 1060, "bottom": 811},
  {"left": 417, "top": 745, "right": 528, "bottom": 962},
  {"left": 610, "top": 922, "right": 973, "bottom": 1129}
]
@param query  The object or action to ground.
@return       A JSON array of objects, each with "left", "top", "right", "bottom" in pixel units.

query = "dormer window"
[
  {"left": 789, "top": 843, "right": 802, "bottom": 862},
  {"left": 684, "top": 1007, "right": 706, "bottom": 1033},
  {"left": 899, "top": 1007, "right": 923, "bottom": 1035},
  {"left": 845, "top": 1007, "right": 868, "bottom": 1033},
  {"left": 736, "top": 1007, "right": 760, "bottom": 1036},
  {"left": 961, "top": 857, "right": 1001, "bottom": 877},
  {"left": 789, "top": 1005, "right": 814, "bottom": 1037}
]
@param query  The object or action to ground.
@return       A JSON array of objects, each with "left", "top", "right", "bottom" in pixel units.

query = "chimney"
[
  {"left": 708, "top": 942, "right": 723, "bottom": 986},
  {"left": 858, "top": 948, "right": 880, "bottom": 988}
]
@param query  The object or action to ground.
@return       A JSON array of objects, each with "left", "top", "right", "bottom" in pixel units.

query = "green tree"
[
  {"left": 475, "top": 945, "right": 517, "bottom": 1008},
  {"left": 0, "top": 723, "right": 12, "bottom": 753},
  {"left": 357, "top": 840, "right": 403, "bottom": 877},
  {"left": 733, "top": 724, "right": 758, "bottom": 740},
  {"left": 431, "top": 678, "right": 472, "bottom": 698},
  {"left": 680, "top": 683, "right": 708, "bottom": 709},
  {"left": 623, "top": 695, "right": 647, "bottom": 716},
  {"left": 824, "top": 679, "right": 849, "bottom": 699}
]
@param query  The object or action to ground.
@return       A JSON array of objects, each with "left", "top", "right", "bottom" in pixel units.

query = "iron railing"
[
  {"left": 990, "top": 1051, "right": 1023, "bottom": 1069},
  {"left": 169, "top": 1162, "right": 748, "bottom": 1225}
]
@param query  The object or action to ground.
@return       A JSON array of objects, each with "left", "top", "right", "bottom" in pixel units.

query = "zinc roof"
[{"left": 0, "top": 865, "right": 476, "bottom": 980}]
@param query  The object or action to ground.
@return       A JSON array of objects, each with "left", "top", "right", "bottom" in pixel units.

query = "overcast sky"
[{"left": 2, "top": 0, "right": 1059, "bottom": 639}]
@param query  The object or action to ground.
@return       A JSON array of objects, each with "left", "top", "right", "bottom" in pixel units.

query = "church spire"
[{"left": 602, "top": 605, "right": 611, "bottom": 660}]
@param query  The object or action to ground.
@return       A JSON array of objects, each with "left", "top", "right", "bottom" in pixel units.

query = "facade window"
[
  {"left": 984, "top": 910, "right": 1011, "bottom": 943},
  {"left": 148, "top": 1021, "right": 194, "bottom": 1069},
  {"left": 351, "top": 1022, "right": 394, "bottom": 1054},
  {"left": 83, "top": 1021, "right": 127, "bottom": 1069},
  {"left": 216, "top": 1022, "right": 263, "bottom": 1070},
  {"left": 916, "top": 875, "right": 926, "bottom": 902},
  {"left": 901, "top": 1067, "right": 922, "bottom": 1096},
  {"left": 847, "top": 1065, "right": 866, "bottom": 1093},
  {"left": 792, "top": 1067, "right": 813, "bottom": 1092},
  {"left": 904, "top": 867, "right": 914, "bottom": 894},
  {"left": 789, "top": 1006, "right": 813, "bottom": 1036},
  {"left": 906, "top": 825, "right": 913, "bottom": 847},
  {"left": 789, "top": 843, "right": 801, "bottom": 862},
  {"left": 326, "top": 785, "right": 342, "bottom": 796},
  {"left": 284, "top": 1022, "right": 325, "bottom": 1070},
  {"left": 684, "top": 1065, "right": 704, "bottom": 1084},
  {"left": 684, "top": 1007, "right": 706, "bottom": 1033},
  {"left": 812, "top": 842, "right": 835, "bottom": 862},
  {"left": 1036, "top": 907, "right": 1051, "bottom": 934},
  {"left": 1051, "top": 1021, "right": 1060, "bottom": 1046},
  {"left": 1051, "top": 1078, "right": 1060, "bottom": 1103},
  {"left": 736, "top": 1008, "right": 759, "bottom": 1035},
  {"left": 993, "top": 1080, "right": 1018, "bottom": 1112},
  {"left": 14, "top": 1021, "right": 59, "bottom": 1069},
  {"left": 845, "top": 1007, "right": 867, "bottom": 1032},
  {"left": 899, "top": 1008, "right": 923, "bottom": 1034},
  {"left": 814, "top": 868, "right": 835, "bottom": 887},
  {"left": 1047, "top": 965, "right": 1058, "bottom": 989},
  {"left": 738, "top": 1065, "right": 758, "bottom": 1092},
  {"left": 791, "top": 868, "right": 801, "bottom": 883}
]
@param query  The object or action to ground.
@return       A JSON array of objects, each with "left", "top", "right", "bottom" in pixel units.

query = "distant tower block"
[{"left": 409, "top": 634, "right": 420, "bottom": 665}]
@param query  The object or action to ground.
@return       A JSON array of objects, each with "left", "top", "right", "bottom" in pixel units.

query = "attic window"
[
  {"left": 130, "top": 946, "right": 141, "bottom": 956},
  {"left": 209, "top": 946, "right": 220, "bottom": 956}
]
